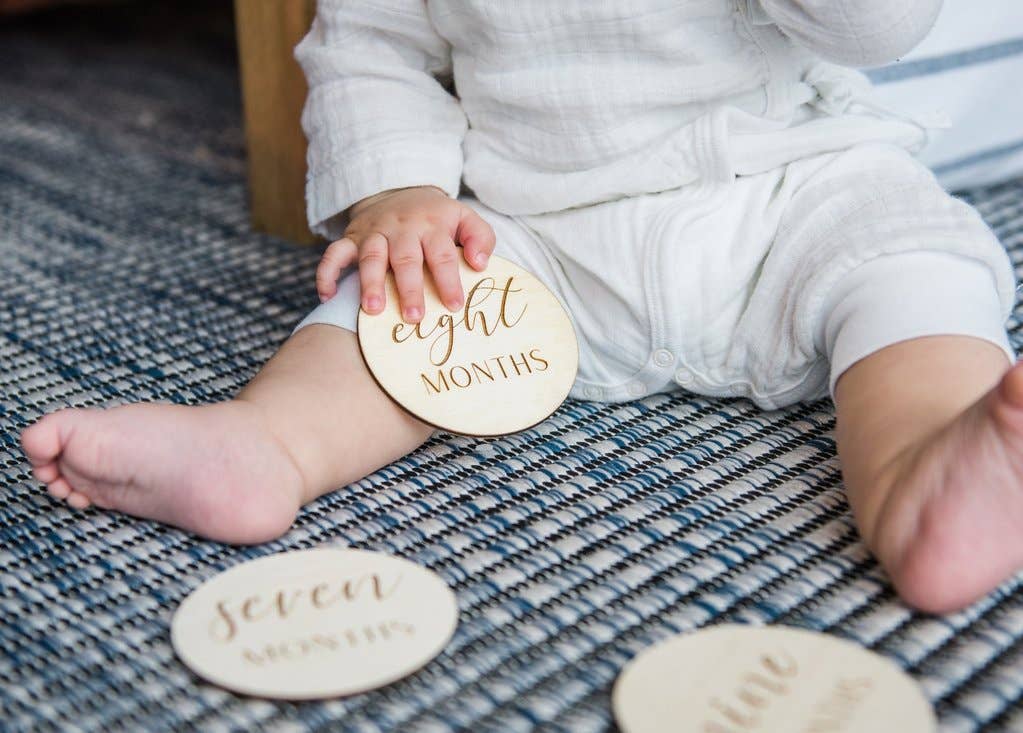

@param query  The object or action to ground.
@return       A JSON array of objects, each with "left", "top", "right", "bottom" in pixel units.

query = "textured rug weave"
[{"left": 3, "top": 5, "right": 1023, "bottom": 732}]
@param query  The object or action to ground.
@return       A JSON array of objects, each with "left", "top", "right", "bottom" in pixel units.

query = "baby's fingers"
[
  {"left": 456, "top": 206, "right": 496, "bottom": 271},
  {"left": 423, "top": 230, "right": 464, "bottom": 312},
  {"left": 316, "top": 238, "right": 358, "bottom": 302},
  {"left": 389, "top": 231, "right": 426, "bottom": 323},
  {"left": 358, "top": 232, "right": 389, "bottom": 314}
]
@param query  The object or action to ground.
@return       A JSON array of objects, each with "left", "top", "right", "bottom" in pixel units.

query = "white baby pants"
[{"left": 293, "top": 143, "right": 1017, "bottom": 410}]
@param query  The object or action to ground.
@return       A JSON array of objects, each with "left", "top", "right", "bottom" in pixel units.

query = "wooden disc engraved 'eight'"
[
  {"left": 357, "top": 252, "right": 579, "bottom": 436},
  {"left": 612, "top": 624, "right": 936, "bottom": 733},
  {"left": 171, "top": 548, "right": 459, "bottom": 700}
]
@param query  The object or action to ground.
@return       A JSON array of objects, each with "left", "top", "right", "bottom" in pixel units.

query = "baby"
[{"left": 20, "top": 0, "right": 1023, "bottom": 615}]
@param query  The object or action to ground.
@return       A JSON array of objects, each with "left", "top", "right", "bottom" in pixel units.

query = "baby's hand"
[{"left": 315, "top": 186, "right": 496, "bottom": 323}]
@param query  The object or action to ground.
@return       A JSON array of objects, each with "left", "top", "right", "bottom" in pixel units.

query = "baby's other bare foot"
[
  {"left": 875, "top": 361, "right": 1023, "bottom": 613},
  {"left": 20, "top": 400, "right": 304, "bottom": 544}
]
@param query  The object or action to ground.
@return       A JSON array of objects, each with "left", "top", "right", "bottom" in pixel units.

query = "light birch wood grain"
[
  {"left": 613, "top": 624, "right": 936, "bottom": 733},
  {"left": 171, "top": 548, "right": 458, "bottom": 699},
  {"left": 358, "top": 254, "right": 580, "bottom": 437}
]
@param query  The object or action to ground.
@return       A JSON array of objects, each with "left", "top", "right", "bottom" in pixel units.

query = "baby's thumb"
[{"left": 316, "top": 238, "right": 358, "bottom": 302}]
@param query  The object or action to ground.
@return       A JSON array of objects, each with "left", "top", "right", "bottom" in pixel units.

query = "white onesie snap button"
[
  {"left": 652, "top": 349, "right": 674, "bottom": 367},
  {"left": 673, "top": 368, "right": 694, "bottom": 385},
  {"left": 584, "top": 385, "right": 602, "bottom": 399},
  {"left": 730, "top": 382, "right": 751, "bottom": 396},
  {"left": 628, "top": 381, "right": 646, "bottom": 397}
]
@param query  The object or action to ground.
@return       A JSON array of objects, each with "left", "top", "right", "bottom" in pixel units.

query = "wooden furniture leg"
[{"left": 234, "top": 0, "right": 318, "bottom": 245}]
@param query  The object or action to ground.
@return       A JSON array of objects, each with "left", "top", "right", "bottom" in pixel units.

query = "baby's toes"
[
  {"left": 21, "top": 413, "right": 65, "bottom": 467},
  {"left": 47, "top": 477, "right": 73, "bottom": 500},
  {"left": 33, "top": 462, "right": 60, "bottom": 483},
  {"left": 66, "top": 490, "right": 93, "bottom": 510},
  {"left": 998, "top": 361, "right": 1023, "bottom": 408}
]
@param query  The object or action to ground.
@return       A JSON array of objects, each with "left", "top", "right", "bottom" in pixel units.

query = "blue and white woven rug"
[{"left": 2, "top": 4, "right": 1023, "bottom": 732}]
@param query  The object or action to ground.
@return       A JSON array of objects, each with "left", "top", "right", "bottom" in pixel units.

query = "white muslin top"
[{"left": 295, "top": 0, "right": 943, "bottom": 239}]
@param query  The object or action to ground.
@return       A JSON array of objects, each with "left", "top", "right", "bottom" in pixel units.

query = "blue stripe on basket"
[
  {"left": 933, "top": 137, "right": 1023, "bottom": 175},
  {"left": 867, "top": 37, "right": 1023, "bottom": 84}
]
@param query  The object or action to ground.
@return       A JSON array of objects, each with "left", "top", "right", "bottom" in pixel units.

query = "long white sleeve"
[
  {"left": 294, "top": 0, "right": 468, "bottom": 239},
  {"left": 293, "top": 2, "right": 937, "bottom": 219},
  {"left": 746, "top": 0, "right": 942, "bottom": 67}
]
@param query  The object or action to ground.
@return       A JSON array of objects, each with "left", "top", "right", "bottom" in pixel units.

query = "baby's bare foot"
[
  {"left": 20, "top": 400, "right": 304, "bottom": 544},
  {"left": 874, "top": 361, "right": 1023, "bottom": 613}
]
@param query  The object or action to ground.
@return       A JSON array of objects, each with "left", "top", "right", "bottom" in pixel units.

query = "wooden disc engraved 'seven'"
[
  {"left": 612, "top": 624, "right": 936, "bottom": 733},
  {"left": 357, "top": 252, "right": 579, "bottom": 436},
  {"left": 171, "top": 548, "right": 458, "bottom": 700}
]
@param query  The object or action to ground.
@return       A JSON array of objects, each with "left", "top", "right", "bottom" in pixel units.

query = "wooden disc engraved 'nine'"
[
  {"left": 171, "top": 548, "right": 459, "bottom": 700},
  {"left": 612, "top": 624, "right": 936, "bottom": 733},
  {"left": 357, "top": 253, "right": 579, "bottom": 436}
]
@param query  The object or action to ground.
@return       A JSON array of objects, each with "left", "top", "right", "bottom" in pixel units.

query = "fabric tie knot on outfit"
[
  {"left": 802, "top": 63, "right": 873, "bottom": 116},
  {"left": 799, "top": 62, "right": 951, "bottom": 147}
]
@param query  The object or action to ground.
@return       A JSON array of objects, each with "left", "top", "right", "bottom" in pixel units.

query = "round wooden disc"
[
  {"left": 612, "top": 624, "right": 936, "bottom": 733},
  {"left": 170, "top": 548, "right": 458, "bottom": 700},
  {"left": 357, "top": 252, "right": 579, "bottom": 436}
]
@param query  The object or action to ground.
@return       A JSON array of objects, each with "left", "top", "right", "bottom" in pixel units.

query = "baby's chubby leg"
[
  {"left": 20, "top": 324, "right": 435, "bottom": 544},
  {"left": 836, "top": 336, "right": 1022, "bottom": 614},
  {"left": 829, "top": 253, "right": 1021, "bottom": 613},
  {"left": 21, "top": 184, "right": 497, "bottom": 543}
]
